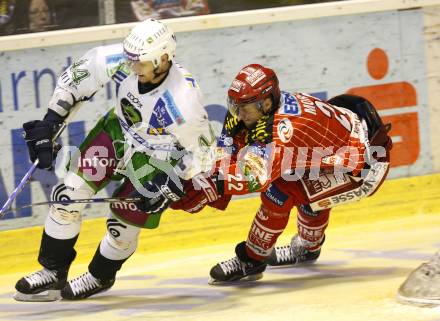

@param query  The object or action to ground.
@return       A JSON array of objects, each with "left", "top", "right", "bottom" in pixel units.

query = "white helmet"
[{"left": 123, "top": 18, "right": 176, "bottom": 68}]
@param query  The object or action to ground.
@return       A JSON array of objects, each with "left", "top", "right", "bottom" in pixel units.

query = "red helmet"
[{"left": 227, "top": 64, "right": 281, "bottom": 116}]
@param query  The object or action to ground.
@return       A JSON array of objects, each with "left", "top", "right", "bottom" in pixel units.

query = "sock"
[
  {"left": 245, "top": 205, "right": 290, "bottom": 261},
  {"left": 297, "top": 206, "right": 329, "bottom": 251}
]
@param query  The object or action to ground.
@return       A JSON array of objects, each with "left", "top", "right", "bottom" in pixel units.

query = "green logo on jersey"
[
  {"left": 70, "top": 59, "right": 91, "bottom": 85},
  {"left": 121, "top": 98, "right": 142, "bottom": 126},
  {"left": 107, "top": 62, "right": 131, "bottom": 78},
  {"left": 198, "top": 123, "right": 216, "bottom": 151}
]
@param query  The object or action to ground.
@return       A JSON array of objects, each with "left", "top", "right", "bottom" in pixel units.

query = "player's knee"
[
  {"left": 49, "top": 181, "right": 94, "bottom": 222},
  {"left": 48, "top": 172, "right": 95, "bottom": 226},
  {"left": 45, "top": 180, "right": 94, "bottom": 239}
]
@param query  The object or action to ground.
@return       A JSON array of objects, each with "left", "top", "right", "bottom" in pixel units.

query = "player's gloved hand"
[
  {"left": 22, "top": 110, "right": 64, "bottom": 170},
  {"left": 170, "top": 179, "right": 209, "bottom": 213},
  {"left": 130, "top": 172, "right": 186, "bottom": 215},
  {"left": 171, "top": 173, "right": 223, "bottom": 214}
]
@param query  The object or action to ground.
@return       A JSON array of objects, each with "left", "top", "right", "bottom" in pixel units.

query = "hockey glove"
[
  {"left": 130, "top": 172, "right": 186, "bottom": 215},
  {"left": 170, "top": 173, "right": 223, "bottom": 214},
  {"left": 22, "top": 110, "right": 64, "bottom": 170}
]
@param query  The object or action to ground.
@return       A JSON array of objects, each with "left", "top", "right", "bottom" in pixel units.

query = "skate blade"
[
  {"left": 14, "top": 290, "right": 61, "bottom": 302},
  {"left": 208, "top": 273, "right": 263, "bottom": 286},
  {"left": 267, "top": 259, "right": 319, "bottom": 268},
  {"left": 396, "top": 292, "right": 440, "bottom": 307}
]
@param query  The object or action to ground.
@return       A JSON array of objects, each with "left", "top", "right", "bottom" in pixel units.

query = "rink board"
[
  {"left": 1, "top": 2, "right": 440, "bottom": 229},
  {"left": 0, "top": 173, "right": 439, "bottom": 320}
]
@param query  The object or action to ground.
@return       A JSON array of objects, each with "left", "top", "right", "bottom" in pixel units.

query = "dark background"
[{"left": 0, "top": 0, "right": 346, "bottom": 36}]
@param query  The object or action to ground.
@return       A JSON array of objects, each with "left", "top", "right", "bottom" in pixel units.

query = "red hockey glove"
[{"left": 170, "top": 173, "right": 222, "bottom": 213}]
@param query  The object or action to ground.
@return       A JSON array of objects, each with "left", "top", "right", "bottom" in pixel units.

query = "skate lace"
[
  {"left": 274, "top": 236, "right": 309, "bottom": 264},
  {"left": 219, "top": 257, "right": 243, "bottom": 275},
  {"left": 69, "top": 272, "right": 101, "bottom": 295},
  {"left": 420, "top": 252, "right": 440, "bottom": 276},
  {"left": 275, "top": 245, "right": 293, "bottom": 263},
  {"left": 291, "top": 236, "right": 307, "bottom": 257},
  {"left": 24, "top": 268, "right": 58, "bottom": 287}
]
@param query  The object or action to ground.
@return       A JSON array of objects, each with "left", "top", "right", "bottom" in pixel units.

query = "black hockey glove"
[
  {"left": 22, "top": 110, "right": 64, "bottom": 170},
  {"left": 130, "top": 172, "right": 185, "bottom": 215}
]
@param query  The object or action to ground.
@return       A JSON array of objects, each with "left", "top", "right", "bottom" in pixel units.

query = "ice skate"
[
  {"left": 209, "top": 242, "right": 267, "bottom": 285},
  {"left": 14, "top": 267, "right": 68, "bottom": 302},
  {"left": 61, "top": 271, "right": 115, "bottom": 300},
  {"left": 267, "top": 234, "right": 323, "bottom": 267}
]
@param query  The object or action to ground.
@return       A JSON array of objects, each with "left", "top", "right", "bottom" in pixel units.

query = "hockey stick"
[
  {"left": 0, "top": 106, "right": 187, "bottom": 219},
  {"left": 0, "top": 105, "right": 81, "bottom": 218},
  {"left": 0, "top": 196, "right": 143, "bottom": 215}
]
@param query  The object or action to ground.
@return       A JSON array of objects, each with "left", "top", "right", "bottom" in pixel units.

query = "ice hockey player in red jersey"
[{"left": 170, "top": 63, "right": 393, "bottom": 284}]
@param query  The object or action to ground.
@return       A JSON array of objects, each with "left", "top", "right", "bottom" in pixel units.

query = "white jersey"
[{"left": 48, "top": 43, "right": 215, "bottom": 179}]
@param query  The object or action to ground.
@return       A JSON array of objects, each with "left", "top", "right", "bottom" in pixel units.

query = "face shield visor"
[{"left": 227, "top": 96, "right": 264, "bottom": 118}]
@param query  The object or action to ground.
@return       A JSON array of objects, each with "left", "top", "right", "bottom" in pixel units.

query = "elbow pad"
[{"left": 48, "top": 87, "right": 77, "bottom": 118}]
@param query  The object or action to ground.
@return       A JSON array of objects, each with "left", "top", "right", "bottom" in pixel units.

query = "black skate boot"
[
  {"left": 14, "top": 266, "right": 69, "bottom": 302},
  {"left": 61, "top": 272, "right": 115, "bottom": 300},
  {"left": 61, "top": 244, "right": 126, "bottom": 300},
  {"left": 14, "top": 232, "right": 77, "bottom": 302},
  {"left": 267, "top": 234, "right": 324, "bottom": 267},
  {"left": 209, "top": 241, "right": 267, "bottom": 285}
]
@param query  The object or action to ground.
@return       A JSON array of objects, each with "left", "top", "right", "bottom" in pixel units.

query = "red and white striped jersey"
[{"left": 217, "top": 91, "right": 369, "bottom": 195}]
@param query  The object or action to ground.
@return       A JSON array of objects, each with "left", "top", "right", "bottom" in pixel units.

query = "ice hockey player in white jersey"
[{"left": 15, "top": 18, "right": 216, "bottom": 301}]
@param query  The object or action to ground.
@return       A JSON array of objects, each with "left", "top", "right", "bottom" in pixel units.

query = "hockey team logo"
[
  {"left": 69, "top": 59, "right": 91, "bottom": 85},
  {"left": 277, "top": 118, "right": 293, "bottom": 143}
]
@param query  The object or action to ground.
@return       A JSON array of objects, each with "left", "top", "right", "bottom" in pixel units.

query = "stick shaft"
[
  {"left": 1, "top": 197, "right": 143, "bottom": 216},
  {"left": 0, "top": 163, "right": 38, "bottom": 218}
]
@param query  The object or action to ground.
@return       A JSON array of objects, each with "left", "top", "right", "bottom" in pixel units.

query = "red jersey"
[{"left": 216, "top": 92, "right": 368, "bottom": 195}]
